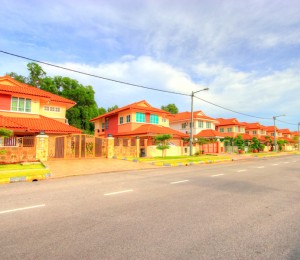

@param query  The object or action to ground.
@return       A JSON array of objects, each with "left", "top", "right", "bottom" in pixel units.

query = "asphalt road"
[{"left": 1, "top": 155, "right": 300, "bottom": 260}]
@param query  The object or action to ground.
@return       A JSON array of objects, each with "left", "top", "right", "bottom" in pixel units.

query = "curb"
[
  {"left": 0, "top": 161, "right": 51, "bottom": 184},
  {"left": 0, "top": 172, "right": 51, "bottom": 185}
]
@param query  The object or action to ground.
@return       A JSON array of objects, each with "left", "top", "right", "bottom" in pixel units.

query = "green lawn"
[
  {"left": 136, "top": 155, "right": 232, "bottom": 164},
  {"left": 0, "top": 163, "right": 50, "bottom": 183}
]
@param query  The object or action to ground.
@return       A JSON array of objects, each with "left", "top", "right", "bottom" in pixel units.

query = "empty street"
[{"left": 1, "top": 155, "right": 300, "bottom": 260}]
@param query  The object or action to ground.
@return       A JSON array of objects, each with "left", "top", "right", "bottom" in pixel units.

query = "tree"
[
  {"left": 107, "top": 105, "right": 118, "bottom": 112},
  {"left": 7, "top": 72, "right": 27, "bottom": 83},
  {"left": 234, "top": 135, "right": 245, "bottom": 151},
  {"left": 154, "top": 134, "right": 172, "bottom": 157},
  {"left": 0, "top": 128, "right": 12, "bottom": 137},
  {"left": 161, "top": 104, "right": 178, "bottom": 114},
  {"left": 98, "top": 107, "right": 107, "bottom": 115},
  {"left": 8, "top": 63, "right": 100, "bottom": 133},
  {"left": 26, "top": 62, "right": 46, "bottom": 88},
  {"left": 277, "top": 139, "right": 288, "bottom": 151}
]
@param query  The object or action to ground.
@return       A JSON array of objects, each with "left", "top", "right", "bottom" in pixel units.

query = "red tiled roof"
[
  {"left": 265, "top": 126, "right": 277, "bottom": 132},
  {"left": 91, "top": 100, "right": 170, "bottom": 121},
  {"left": 0, "top": 75, "right": 76, "bottom": 106},
  {"left": 279, "top": 128, "right": 292, "bottom": 134},
  {"left": 195, "top": 129, "right": 225, "bottom": 138},
  {"left": 216, "top": 118, "right": 246, "bottom": 126},
  {"left": 169, "top": 111, "right": 216, "bottom": 122},
  {"left": 113, "top": 124, "right": 188, "bottom": 138},
  {"left": 291, "top": 131, "right": 299, "bottom": 136},
  {"left": 0, "top": 115, "right": 27, "bottom": 130},
  {"left": 0, "top": 115, "right": 81, "bottom": 134},
  {"left": 244, "top": 122, "right": 266, "bottom": 130}
]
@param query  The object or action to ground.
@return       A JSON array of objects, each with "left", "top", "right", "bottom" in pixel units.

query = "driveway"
[{"left": 44, "top": 158, "right": 158, "bottom": 178}]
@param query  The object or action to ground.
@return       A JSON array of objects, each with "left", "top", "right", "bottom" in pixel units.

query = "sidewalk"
[{"left": 44, "top": 158, "right": 158, "bottom": 178}]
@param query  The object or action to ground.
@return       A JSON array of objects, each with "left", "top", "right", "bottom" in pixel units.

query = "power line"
[
  {"left": 0, "top": 50, "right": 295, "bottom": 125},
  {"left": 0, "top": 50, "right": 190, "bottom": 97},
  {"left": 194, "top": 95, "right": 272, "bottom": 120},
  {"left": 276, "top": 119, "right": 298, "bottom": 126}
]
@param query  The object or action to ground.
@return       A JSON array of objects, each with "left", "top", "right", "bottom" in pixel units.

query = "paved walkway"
[{"left": 44, "top": 158, "right": 158, "bottom": 178}]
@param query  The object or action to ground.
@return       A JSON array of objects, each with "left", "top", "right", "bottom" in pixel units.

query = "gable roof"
[
  {"left": 90, "top": 100, "right": 170, "bottom": 122},
  {"left": 279, "top": 128, "right": 292, "bottom": 134},
  {"left": 0, "top": 115, "right": 81, "bottom": 134},
  {"left": 243, "top": 122, "right": 267, "bottom": 130},
  {"left": 216, "top": 118, "right": 246, "bottom": 126},
  {"left": 265, "top": 126, "right": 278, "bottom": 132},
  {"left": 0, "top": 75, "right": 76, "bottom": 108},
  {"left": 113, "top": 124, "right": 188, "bottom": 138},
  {"left": 195, "top": 129, "right": 225, "bottom": 138},
  {"left": 169, "top": 111, "right": 216, "bottom": 123}
]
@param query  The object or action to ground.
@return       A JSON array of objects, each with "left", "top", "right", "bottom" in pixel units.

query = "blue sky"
[{"left": 0, "top": 0, "right": 299, "bottom": 130}]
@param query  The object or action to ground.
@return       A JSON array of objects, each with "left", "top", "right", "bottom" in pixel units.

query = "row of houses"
[{"left": 0, "top": 75, "right": 298, "bottom": 159}]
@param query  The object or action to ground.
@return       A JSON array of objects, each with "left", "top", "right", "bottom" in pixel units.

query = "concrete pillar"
[
  {"left": 136, "top": 137, "right": 140, "bottom": 158},
  {"left": 35, "top": 134, "right": 49, "bottom": 161},
  {"left": 106, "top": 136, "right": 114, "bottom": 158}
]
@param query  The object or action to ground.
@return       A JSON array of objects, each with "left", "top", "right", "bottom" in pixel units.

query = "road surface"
[{"left": 1, "top": 155, "right": 300, "bottom": 259}]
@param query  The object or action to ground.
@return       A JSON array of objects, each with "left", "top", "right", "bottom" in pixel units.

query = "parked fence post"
[
  {"left": 35, "top": 134, "right": 49, "bottom": 161},
  {"left": 106, "top": 135, "right": 114, "bottom": 158}
]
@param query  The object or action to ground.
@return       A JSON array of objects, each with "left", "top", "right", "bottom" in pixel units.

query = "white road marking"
[
  {"left": 0, "top": 204, "right": 45, "bottom": 214},
  {"left": 170, "top": 180, "right": 190, "bottom": 184},
  {"left": 237, "top": 169, "right": 247, "bottom": 172},
  {"left": 104, "top": 190, "right": 133, "bottom": 196},
  {"left": 272, "top": 164, "right": 278, "bottom": 166},
  {"left": 257, "top": 166, "right": 265, "bottom": 169},
  {"left": 211, "top": 174, "right": 224, "bottom": 177}
]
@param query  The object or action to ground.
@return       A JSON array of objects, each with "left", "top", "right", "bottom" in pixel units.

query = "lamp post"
[
  {"left": 190, "top": 88, "right": 209, "bottom": 156},
  {"left": 273, "top": 114, "right": 285, "bottom": 152},
  {"left": 298, "top": 122, "right": 300, "bottom": 151}
]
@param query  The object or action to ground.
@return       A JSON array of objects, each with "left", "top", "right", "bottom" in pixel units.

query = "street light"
[
  {"left": 190, "top": 88, "right": 209, "bottom": 156},
  {"left": 273, "top": 114, "right": 285, "bottom": 152},
  {"left": 298, "top": 122, "right": 300, "bottom": 151}
]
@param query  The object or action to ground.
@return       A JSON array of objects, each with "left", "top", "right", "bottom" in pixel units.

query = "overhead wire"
[
  {"left": 0, "top": 50, "right": 190, "bottom": 97},
  {"left": 0, "top": 49, "right": 297, "bottom": 126},
  {"left": 193, "top": 96, "right": 272, "bottom": 120},
  {"left": 276, "top": 119, "right": 298, "bottom": 126}
]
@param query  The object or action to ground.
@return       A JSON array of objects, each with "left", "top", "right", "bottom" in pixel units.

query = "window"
[
  {"left": 228, "top": 128, "right": 232, "bottom": 133},
  {"left": 119, "top": 117, "right": 124, "bottom": 124},
  {"left": 150, "top": 114, "right": 159, "bottom": 124},
  {"left": 198, "top": 120, "right": 203, "bottom": 128},
  {"left": 206, "top": 122, "right": 211, "bottom": 128},
  {"left": 182, "top": 123, "right": 186, "bottom": 129},
  {"left": 234, "top": 126, "right": 239, "bottom": 132},
  {"left": 162, "top": 118, "right": 167, "bottom": 123},
  {"left": 44, "top": 106, "right": 60, "bottom": 112},
  {"left": 101, "top": 123, "right": 105, "bottom": 129},
  {"left": 252, "top": 130, "right": 257, "bottom": 135},
  {"left": 126, "top": 115, "right": 131, "bottom": 123},
  {"left": 271, "top": 133, "right": 275, "bottom": 136},
  {"left": 11, "top": 97, "right": 31, "bottom": 112},
  {"left": 136, "top": 112, "right": 145, "bottom": 123},
  {"left": 220, "top": 128, "right": 224, "bottom": 133},
  {"left": 105, "top": 119, "right": 109, "bottom": 130},
  {"left": 240, "top": 127, "right": 245, "bottom": 133}
]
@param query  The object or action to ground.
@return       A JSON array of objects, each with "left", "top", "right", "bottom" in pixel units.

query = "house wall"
[
  {"left": 39, "top": 101, "right": 66, "bottom": 120},
  {"left": 0, "top": 94, "right": 11, "bottom": 110},
  {"left": 106, "top": 114, "right": 118, "bottom": 136},
  {"left": 170, "top": 120, "right": 216, "bottom": 135}
]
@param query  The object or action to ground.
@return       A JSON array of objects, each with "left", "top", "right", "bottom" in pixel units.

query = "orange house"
[
  {"left": 0, "top": 75, "right": 81, "bottom": 137},
  {"left": 90, "top": 100, "right": 186, "bottom": 139}
]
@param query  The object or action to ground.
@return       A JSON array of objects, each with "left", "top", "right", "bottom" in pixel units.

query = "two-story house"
[
  {"left": 216, "top": 118, "right": 246, "bottom": 136},
  {"left": 90, "top": 100, "right": 186, "bottom": 139},
  {"left": 265, "top": 126, "right": 282, "bottom": 138},
  {"left": 243, "top": 122, "right": 267, "bottom": 142},
  {"left": 0, "top": 75, "right": 81, "bottom": 137},
  {"left": 169, "top": 111, "right": 218, "bottom": 135}
]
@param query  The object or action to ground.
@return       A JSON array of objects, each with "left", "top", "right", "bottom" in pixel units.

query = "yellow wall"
[{"left": 39, "top": 101, "right": 66, "bottom": 119}]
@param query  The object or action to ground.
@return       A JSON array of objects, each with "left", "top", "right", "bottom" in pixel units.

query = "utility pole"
[
  {"left": 273, "top": 114, "right": 285, "bottom": 152},
  {"left": 298, "top": 122, "right": 300, "bottom": 151},
  {"left": 189, "top": 88, "right": 209, "bottom": 156}
]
